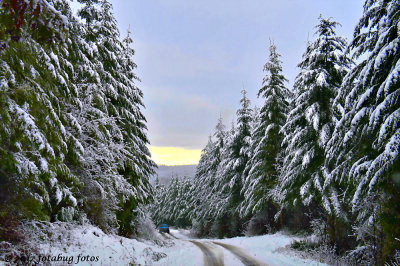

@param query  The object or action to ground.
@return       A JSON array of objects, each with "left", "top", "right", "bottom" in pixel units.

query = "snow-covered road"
[
  {"left": 167, "top": 229, "right": 264, "bottom": 266},
  {"left": 212, "top": 241, "right": 266, "bottom": 266},
  {"left": 189, "top": 240, "right": 224, "bottom": 266},
  {"left": 155, "top": 229, "right": 327, "bottom": 266},
  {"left": 158, "top": 230, "right": 243, "bottom": 266}
]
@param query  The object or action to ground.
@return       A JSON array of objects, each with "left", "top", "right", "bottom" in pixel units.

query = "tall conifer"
[
  {"left": 326, "top": 1, "right": 400, "bottom": 261},
  {"left": 241, "top": 43, "right": 290, "bottom": 221},
  {"left": 280, "top": 17, "right": 350, "bottom": 214}
]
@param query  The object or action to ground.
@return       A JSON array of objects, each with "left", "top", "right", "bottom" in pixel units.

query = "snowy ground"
[
  {"left": 11, "top": 223, "right": 326, "bottom": 265},
  {"left": 19, "top": 222, "right": 170, "bottom": 265},
  {"left": 205, "top": 233, "right": 326, "bottom": 266},
  {"left": 157, "top": 228, "right": 327, "bottom": 266}
]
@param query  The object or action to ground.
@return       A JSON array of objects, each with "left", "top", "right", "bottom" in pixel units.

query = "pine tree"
[
  {"left": 0, "top": 0, "right": 83, "bottom": 222},
  {"left": 280, "top": 17, "right": 350, "bottom": 215},
  {"left": 326, "top": 1, "right": 400, "bottom": 261},
  {"left": 240, "top": 43, "right": 290, "bottom": 226},
  {"left": 67, "top": 3, "right": 126, "bottom": 230},
  {"left": 213, "top": 89, "right": 252, "bottom": 236},
  {"left": 214, "top": 115, "right": 226, "bottom": 163},
  {"left": 0, "top": 0, "right": 156, "bottom": 236},
  {"left": 75, "top": 0, "right": 155, "bottom": 235},
  {"left": 189, "top": 117, "right": 226, "bottom": 235},
  {"left": 119, "top": 28, "right": 156, "bottom": 204},
  {"left": 151, "top": 177, "right": 192, "bottom": 227},
  {"left": 190, "top": 136, "right": 216, "bottom": 223}
]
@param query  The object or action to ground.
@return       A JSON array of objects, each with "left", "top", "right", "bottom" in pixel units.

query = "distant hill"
[{"left": 150, "top": 165, "right": 197, "bottom": 185}]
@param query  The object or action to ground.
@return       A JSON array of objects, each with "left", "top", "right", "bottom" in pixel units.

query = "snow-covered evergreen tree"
[
  {"left": 188, "top": 117, "right": 226, "bottom": 234},
  {"left": 0, "top": 0, "right": 155, "bottom": 236},
  {"left": 65, "top": 3, "right": 125, "bottom": 230},
  {"left": 0, "top": 0, "right": 82, "bottom": 222},
  {"left": 151, "top": 177, "right": 192, "bottom": 228},
  {"left": 213, "top": 89, "right": 252, "bottom": 236},
  {"left": 189, "top": 136, "right": 216, "bottom": 221},
  {"left": 279, "top": 17, "right": 350, "bottom": 214},
  {"left": 326, "top": 0, "right": 400, "bottom": 261},
  {"left": 214, "top": 115, "right": 226, "bottom": 163},
  {"left": 75, "top": 0, "right": 155, "bottom": 235},
  {"left": 240, "top": 43, "right": 290, "bottom": 222}
]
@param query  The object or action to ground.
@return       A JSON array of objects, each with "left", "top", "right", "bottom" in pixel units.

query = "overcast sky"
[{"left": 72, "top": 0, "right": 365, "bottom": 163}]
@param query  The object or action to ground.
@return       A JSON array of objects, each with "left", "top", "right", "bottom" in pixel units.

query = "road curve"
[
  {"left": 213, "top": 241, "right": 267, "bottom": 266},
  {"left": 189, "top": 241, "right": 224, "bottom": 266}
]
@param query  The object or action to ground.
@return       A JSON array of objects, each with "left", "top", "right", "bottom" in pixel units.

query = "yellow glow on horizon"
[{"left": 148, "top": 146, "right": 201, "bottom": 166}]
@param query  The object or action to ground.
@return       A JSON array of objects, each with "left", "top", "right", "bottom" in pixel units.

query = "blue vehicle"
[{"left": 159, "top": 224, "right": 170, "bottom": 233}]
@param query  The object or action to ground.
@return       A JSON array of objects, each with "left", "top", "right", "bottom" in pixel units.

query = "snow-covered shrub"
[
  {"left": 191, "top": 220, "right": 207, "bottom": 237},
  {"left": 136, "top": 213, "right": 159, "bottom": 242},
  {"left": 344, "top": 245, "right": 375, "bottom": 266},
  {"left": 290, "top": 234, "right": 375, "bottom": 265},
  {"left": 290, "top": 238, "right": 358, "bottom": 266},
  {"left": 58, "top": 207, "right": 76, "bottom": 223},
  {"left": 0, "top": 241, "right": 33, "bottom": 265},
  {"left": 210, "top": 218, "right": 223, "bottom": 238},
  {"left": 81, "top": 176, "right": 118, "bottom": 234},
  {"left": 310, "top": 244, "right": 345, "bottom": 266},
  {"left": 245, "top": 211, "right": 274, "bottom": 236},
  {"left": 0, "top": 214, "right": 35, "bottom": 264},
  {"left": 15, "top": 220, "right": 171, "bottom": 265},
  {"left": 310, "top": 218, "right": 327, "bottom": 244},
  {"left": 290, "top": 238, "right": 319, "bottom": 252},
  {"left": 0, "top": 214, "right": 23, "bottom": 244},
  {"left": 311, "top": 244, "right": 376, "bottom": 266},
  {"left": 141, "top": 247, "right": 167, "bottom": 263},
  {"left": 279, "top": 204, "right": 316, "bottom": 234}
]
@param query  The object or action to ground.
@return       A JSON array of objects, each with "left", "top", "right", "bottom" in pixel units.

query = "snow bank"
[
  {"left": 215, "top": 232, "right": 327, "bottom": 266},
  {"left": 22, "top": 222, "right": 170, "bottom": 265}
]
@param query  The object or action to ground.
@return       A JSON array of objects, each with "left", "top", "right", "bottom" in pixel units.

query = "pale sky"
[{"left": 72, "top": 0, "right": 365, "bottom": 165}]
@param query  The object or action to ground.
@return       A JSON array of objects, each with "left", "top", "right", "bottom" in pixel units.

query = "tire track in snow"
[
  {"left": 168, "top": 232, "right": 179, "bottom": 239},
  {"left": 170, "top": 231, "right": 224, "bottom": 265},
  {"left": 161, "top": 232, "right": 172, "bottom": 240},
  {"left": 213, "top": 241, "right": 267, "bottom": 266},
  {"left": 189, "top": 240, "right": 224, "bottom": 266}
]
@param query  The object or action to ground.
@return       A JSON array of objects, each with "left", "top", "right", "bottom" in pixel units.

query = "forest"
[
  {"left": 0, "top": 0, "right": 399, "bottom": 265},
  {"left": 151, "top": 3, "right": 400, "bottom": 265},
  {"left": 0, "top": 0, "right": 155, "bottom": 246}
]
